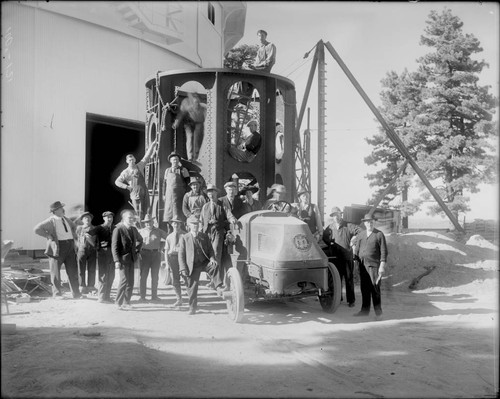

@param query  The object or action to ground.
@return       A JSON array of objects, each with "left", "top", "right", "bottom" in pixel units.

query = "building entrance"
[{"left": 85, "top": 113, "right": 144, "bottom": 224}]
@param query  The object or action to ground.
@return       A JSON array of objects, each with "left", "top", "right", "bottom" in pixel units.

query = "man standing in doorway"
[
  {"left": 33, "top": 201, "right": 82, "bottom": 299},
  {"left": 112, "top": 209, "right": 143, "bottom": 310},
  {"left": 115, "top": 139, "right": 157, "bottom": 221},
  {"left": 95, "top": 211, "right": 116, "bottom": 303},
  {"left": 353, "top": 213, "right": 388, "bottom": 319}
]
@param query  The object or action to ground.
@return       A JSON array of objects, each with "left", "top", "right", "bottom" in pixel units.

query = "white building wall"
[{"left": 1, "top": 2, "right": 245, "bottom": 250}]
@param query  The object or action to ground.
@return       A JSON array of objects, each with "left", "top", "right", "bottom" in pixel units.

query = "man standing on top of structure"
[
  {"left": 247, "top": 30, "right": 276, "bottom": 73},
  {"left": 115, "top": 139, "right": 158, "bottom": 221}
]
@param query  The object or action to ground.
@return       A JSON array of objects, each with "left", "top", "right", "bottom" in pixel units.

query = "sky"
[{"left": 238, "top": 1, "right": 499, "bottom": 225}]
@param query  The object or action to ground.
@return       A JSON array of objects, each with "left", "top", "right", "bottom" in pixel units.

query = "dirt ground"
[{"left": 1, "top": 232, "right": 498, "bottom": 398}]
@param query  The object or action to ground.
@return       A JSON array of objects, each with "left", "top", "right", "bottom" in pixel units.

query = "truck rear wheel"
[
  {"left": 319, "top": 262, "right": 341, "bottom": 313},
  {"left": 225, "top": 267, "right": 245, "bottom": 323}
]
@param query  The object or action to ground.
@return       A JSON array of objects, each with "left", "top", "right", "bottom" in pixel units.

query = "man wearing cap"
[
  {"left": 294, "top": 190, "right": 323, "bottom": 242},
  {"left": 228, "top": 120, "right": 262, "bottom": 163},
  {"left": 112, "top": 209, "right": 143, "bottom": 310},
  {"left": 353, "top": 214, "right": 388, "bottom": 319},
  {"left": 164, "top": 218, "right": 185, "bottom": 307},
  {"left": 34, "top": 201, "right": 82, "bottom": 299},
  {"left": 179, "top": 215, "right": 219, "bottom": 315},
  {"left": 172, "top": 92, "right": 207, "bottom": 164},
  {"left": 323, "top": 206, "right": 362, "bottom": 308},
  {"left": 182, "top": 176, "right": 207, "bottom": 219},
  {"left": 219, "top": 181, "right": 245, "bottom": 224},
  {"left": 76, "top": 212, "right": 97, "bottom": 294},
  {"left": 95, "top": 211, "right": 116, "bottom": 303},
  {"left": 138, "top": 214, "right": 168, "bottom": 302},
  {"left": 115, "top": 139, "right": 158, "bottom": 221},
  {"left": 200, "top": 184, "right": 229, "bottom": 271},
  {"left": 163, "top": 152, "right": 190, "bottom": 224},
  {"left": 240, "top": 185, "right": 261, "bottom": 214},
  {"left": 264, "top": 183, "right": 287, "bottom": 210}
]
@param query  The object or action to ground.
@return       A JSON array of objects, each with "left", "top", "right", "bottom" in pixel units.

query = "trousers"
[
  {"left": 97, "top": 249, "right": 115, "bottom": 301},
  {"left": 358, "top": 260, "right": 382, "bottom": 314},
  {"left": 48, "top": 240, "right": 81, "bottom": 298},
  {"left": 140, "top": 250, "right": 161, "bottom": 299},
  {"left": 332, "top": 257, "right": 355, "bottom": 304},
  {"left": 77, "top": 247, "right": 96, "bottom": 288},
  {"left": 186, "top": 261, "right": 219, "bottom": 311},
  {"left": 115, "top": 261, "right": 135, "bottom": 306}
]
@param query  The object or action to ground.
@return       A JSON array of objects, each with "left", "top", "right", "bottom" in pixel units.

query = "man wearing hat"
[
  {"left": 294, "top": 190, "right": 323, "bottom": 241},
  {"left": 112, "top": 209, "right": 143, "bottom": 309},
  {"left": 163, "top": 152, "right": 190, "bottom": 224},
  {"left": 138, "top": 214, "right": 168, "bottom": 301},
  {"left": 200, "top": 184, "right": 229, "bottom": 272},
  {"left": 228, "top": 120, "right": 262, "bottom": 163},
  {"left": 95, "top": 211, "right": 116, "bottom": 303},
  {"left": 264, "top": 183, "right": 287, "bottom": 210},
  {"left": 179, "top": 215, "right": 219, "bottom": 315},
  {"left": 219, "top": 181, "right": 245, "bottom": 224},
  {"left": 164, "top": 218, "right": 185, "bottom": 307},
  {"left": 353, "top": 214, "right": 388, "bottom": 319},
  {"left": 115, "top": 139, "right": 158, "bottom": 221},
  {"left": 182, "top": 176, "right": 207, "bottom": 220},
  {"left": 323, "top": 206, "right": 362, "bottom": 308},
  {"left": 76, "top": 211, "right": 97, "bottom": 294},
  {"left": 240, "top": 185, "right": 262, "bottom": 214},
  {"left": 34, "top": 201, "right": 82, "bottom": 299}
]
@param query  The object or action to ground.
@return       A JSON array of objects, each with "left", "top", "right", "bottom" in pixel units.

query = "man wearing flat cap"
[
  {"left": 163, "top": 152, "right": 190, "bottom": 224},
  {"left": 353, "top": 213, "right": 388, "bottom": 319},
  {"left": 115, "top": 140, "right": 158, "bottom": 221},
  {"left": 34, "top": 201, "right": 82, "bottom": 299},
  {"left": 138, "top": 214, "right": 168, "bottom": 302},
  {"left": 219, "top": 181, "right": 245, "bottom": 224},
  {"left": 76, "top": 211, "right": 97, "bottom": 294},
  {"left": 294, "top": 190, "right": 323, "bottom": 242},
  {"left": 95, "top": 211, "right": 116, "bottom": 303},
  {"left": 200, "top": 184, "right": 229, "bottom": 271},
  {"left": 323, "top": 206, "right": 362, "bottom": 308},
  {"left": 179, "top": 215, "right": 219, "bottom": 315},
  {"left": 182, "top": 176, "right": 207, "bottom": 220},
  {"left": 240, "top": 185, "right": 262, "bottom": 214}
]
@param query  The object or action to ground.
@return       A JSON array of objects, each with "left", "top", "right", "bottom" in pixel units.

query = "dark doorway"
[{"left": 85, "top": 113, "right": 144, "bottom": 225}]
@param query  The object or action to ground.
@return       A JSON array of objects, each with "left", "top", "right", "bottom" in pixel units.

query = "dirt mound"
[{"left": 383, "top": 231, "right": 498, "bottom": 291}]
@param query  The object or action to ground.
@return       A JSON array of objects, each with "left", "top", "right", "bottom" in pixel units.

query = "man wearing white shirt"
[{"left": 34, "top": 201, "right": 82, "bottom": 299}]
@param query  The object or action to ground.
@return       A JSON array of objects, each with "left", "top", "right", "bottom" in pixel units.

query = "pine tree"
[
  {"left": 224, "top": 44, "right": 258, "bottom": 69},
  {"left": 366, "top": 8, "right": 498, "bottom": 219}
]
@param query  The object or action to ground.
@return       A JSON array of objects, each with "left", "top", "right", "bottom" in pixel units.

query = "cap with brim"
[
  {"left": 102, "top": 211, "right": 114, "bottom": 218},
  {"left": 361, "top": 213, "right": 377, "bottom": 222},
  {"left": 170, "top": 218, "right": 184, "bottom": 224},
  {"left": 142, "top": 214, "right": 155, "bottom": 222},
  {"left": 168, "top": 152, "right": 181, "bottom": 162},
  {"left": 206, "top": 184, "right": 219, "bottom": 192},
  {"left": 224, "top": 182, "right": 237, "bottom": 189},
  {"left": 78, "top": 211, "right": 93, "bottom": 220},
  {"left": 239, "top": 186, "right": 258, "bottom": 196},
  {"left": 246, "top": 119, "right": 258, "bottom": 127},
  {"left": 187, "top": 215, "right": 200, "bottom": 224},
  {"left": 188, "top": 177, "right": 200, "bottom": 186},
  {"left": 49, "top": 201, "right": 65, "bottom": 212},
  {"left": 329, "top": 206, "right": 342, "bottom": 216},
  {"left": 297, "top": 190, "right": 310, "bottom": 198}
]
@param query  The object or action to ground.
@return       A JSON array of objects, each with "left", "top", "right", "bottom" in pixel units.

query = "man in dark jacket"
[
  {"left": 112, "top": 209, "right": 143, "bottom": 309},
  {"left": 95, "top": 211, "right": 115, "bottom": 303},
  {"left": 323, "top": 206, "right": 361, "bottom": 307},
  {"left": 179, "top": 215, "right": 219, "bottom": 315},
  {"left": 353, "top": 213, "right": 388, "bottom": 319}
]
